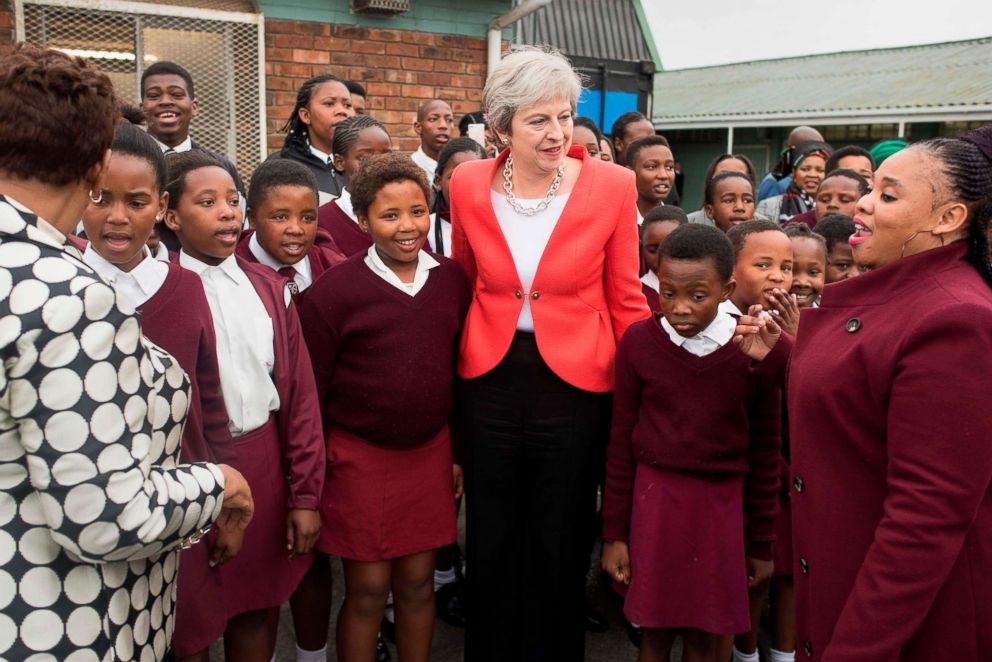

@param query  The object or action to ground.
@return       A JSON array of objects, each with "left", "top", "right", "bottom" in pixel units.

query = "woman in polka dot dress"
[{"left": 0, "top": 44, "right": 254, "bottom": 660}]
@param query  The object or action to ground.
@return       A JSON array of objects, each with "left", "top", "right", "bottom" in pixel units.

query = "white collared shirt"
[
  {"left": 364, "top": 245, "right": 439, "bottom": 296},
  {"left": 180, "top": 251, "right": 280, "bottom": 435},
  {"left": 660, "top": 311, "right": 736, "bottom": 357},
  {"left": 411, "top": 146, "right": 438, "bottom": 181},
  {"left": 82, "top": 244, "right": 169, "bottom": 309},
  {"left": 427, "top": 212, "right": 452, "bottom": 258},
  {"left": 334, "top": 187, "right": 358, "bottom": 223},
  {"left": 153, "top": 135, "right": 193, "bottom": 153},
  {"left": 719, "top": 298, "right": 773, "bottom": 320},
  {"left": 248, "top": 232, "right": 313, "bottom": 292},
  {"left": 310, "top": 144, "right": 333, "bottom": 165},
  {"left": 640, "top": 270, "right": 659, "bottom": 293},
  {"left": 151, "top": 241, "right": 171, "bottom": 262}
]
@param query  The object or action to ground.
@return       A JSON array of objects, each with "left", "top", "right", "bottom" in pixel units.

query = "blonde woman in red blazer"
[
  {"left": 737, "top": 130, "right": 992, "bottom": 661},
  {"left": 450, "top": 47, "right": 649, "bottom": 662}
]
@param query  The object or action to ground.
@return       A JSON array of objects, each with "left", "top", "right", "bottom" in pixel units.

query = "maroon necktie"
[{"left": 278, "top": 266, "right": 300, "bottom": 296}]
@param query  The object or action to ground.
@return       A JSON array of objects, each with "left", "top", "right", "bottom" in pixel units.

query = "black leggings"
[{"left": 461, "top": 333, "right": 611, "bottom": 662}]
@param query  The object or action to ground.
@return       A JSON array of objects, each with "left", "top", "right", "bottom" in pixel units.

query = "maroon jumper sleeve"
[
  {"left": 277, "top": 300, "right": 325, "bottom": 511},
  {"left": 602, "top": 333, "right": 642, "bottom": 543},
  {"left": 750, "top": 331, "right": 794, "bottom": 385},
  {"left": 822, "top": 304, "right": 992, "bottom": 661},
  {"left": 197, "top": 307, "right": 236, "bottom": 465},
  {"left": 744, "top": 382, "right": 782, "bottom": 561}
]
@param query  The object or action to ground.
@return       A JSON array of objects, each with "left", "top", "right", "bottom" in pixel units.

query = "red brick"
[
  {"left": 332, "top": 25, "right": 370, "bottom": 40},
  {"left": 293, "top": 49, "right": 330, "bottom": 64},
  {"left": 367, "top": 28, "right": 402, "bottom": 42},
  {"left": 450, "top": 74, "right": 483, "bottom": 88},
  {"left": 267, "top": 76, "right": 297, "bottom": 91},
  {"left": 466, "top": 88, "right": 483, "bottom": 102},
  {"left": 384, "top": 96, "right": 420, "bottom": 112},
  {"left": 466, "top": 38, "right": 487, "bottom": 51},
  {"left": 435, "top": 35, "right": 472, "bottom": 49},
  {"left": 416, "top": 72, "right": 452, "bottom": 87},
  {"left": 367, "top": 82, "right": 403, "bottom": 97},
  {"left": 401, "top": 84, "right": 435, "bottom": 99},
  {"left": 400, "top": 57, "right": 434, "bottom": 72},
  {"left": 419, "top": 45, "right": 445, "bottom": 60},
  {"left": 265, "top": 20, "right": 296, "bottom": 34},
  {"left": 369, "top": 97, "right": 386, "bottom": 110},
  {"left": 450, "top": 101, "right": 479, "bottom": 114},
  {"left": 466, "top": 62, "right": 486, "bottom": 75},
  {"left": 313, "top": 36, "right": 351, "bottom": 52},
  {"left": 271, "top": 92, "right": 298, "bottom": 106},
  {"left": 266, "top": 47, "right": 293, "bottom": 62},
  {"left": 273, "top": 34, "right": 313, "bottom": 49},
  {"left": 401, "top": 31, "right": 435, "bottom": 46},
  {"left": 379, "top": 110, "right": 410, "bottom": 124},
  {"left": 385, "top": 42, "right": 419, "bottom": 57},
  {"left": 434, "top": 60, "right": 468, "bottom": 74},
  {"left": 437, "top": 86, "right": 468, "bottom": 101},
  {"left": 350, "top": 68, "right": 385, "bottom": 82},
  {"left": 450, "top": 48, "right": 483, "bottom": 62},
  {"left": 295, "top": 21, "right": 329, "bottom": 36},
  {"left": 352, "top": 40, "right": 386, "bottom": 55},
  {"left": 274, "top": 62, "right": 313, "bottom": 78},
  {"left": 267, "top": 106, "right": 292, "bottom": 121},
  {"left": 397, "top": 137, "right": 420, "bottom": 152}
]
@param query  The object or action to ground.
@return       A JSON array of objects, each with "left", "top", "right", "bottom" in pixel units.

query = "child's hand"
[
  {"left": 209, "top": 526, "right": 244, "bottom": 567},
  {"left": 746, "top": 556, "right": 774, "bottom": 588},
  {"left": 286, "top": 509, "right": 321, "bottom": 559},
  {"left": 764, "top": 288, "right": 800, "bottom": 336},
  {"left": 453, "top": 463, "right": 465, "bottom": 500},
  {"left": 601, "top": 540, "right": 631, "bottom": 585},
  {"left": 733, "top": 304, "right": 783, "bottom": 361}
]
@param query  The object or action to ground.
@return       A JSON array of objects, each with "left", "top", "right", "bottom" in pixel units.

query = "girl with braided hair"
[
  {"left": 268, "top": 73, "right": 354, "bottom": 203},
  {"left": 735, "top": 127, "right": 992, "bottom": 661}
]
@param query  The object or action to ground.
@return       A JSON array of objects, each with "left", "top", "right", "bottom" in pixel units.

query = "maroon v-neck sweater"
[
  {"left": 138, "top": 262, "right": 235, "bottom": 465},
  {"left": 603, "top": 316, "right": 781, "bottom": 558},
  {"left": 300, "top": 252, "right": 471, "bottom": 447},
  {"left": 317, "top": 199, "right": 373, "bottom": 257}
]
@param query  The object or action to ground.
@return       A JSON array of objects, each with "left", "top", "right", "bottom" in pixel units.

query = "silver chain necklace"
[{"left": 503, "top": 153, "right": 565, "bottom": 216}]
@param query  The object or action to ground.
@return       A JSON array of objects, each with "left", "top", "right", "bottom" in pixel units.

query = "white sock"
[
  {"left": 434, "top": 568, "right": 456, "bottom": 591},
  {"left": 732, "top": 646, "right": 760, "bottom": 662},
  {"left": 770, "top": 648, "right": 796, "bottom": 662},
  {"left": 296, "top": 644, "right": 327, "bottom": 662},
  {"left": 384, "top": 590, "right": 395, "bottom": 624}
]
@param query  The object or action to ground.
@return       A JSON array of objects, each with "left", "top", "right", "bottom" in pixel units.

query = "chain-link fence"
[{"left": 17, "top": 0, "right": 264, "bottom": 184}]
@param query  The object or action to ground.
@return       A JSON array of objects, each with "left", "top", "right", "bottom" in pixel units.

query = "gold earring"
[{"left": 88, "top": 189, "right": 103, "bottom": 204}]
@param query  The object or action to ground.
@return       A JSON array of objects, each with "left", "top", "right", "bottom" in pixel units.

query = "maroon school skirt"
[
  {"left": 173, "top": 529, "right": 226, "bottom": 656},
  {"left": 221, "top": 417, "right": 311, "bottom": 617},
  {"left": 624, "top": 464, "right": 750, "bottom": 634},
  {"left": 318, "top": 426, "right": 456, "bottom": 561}
]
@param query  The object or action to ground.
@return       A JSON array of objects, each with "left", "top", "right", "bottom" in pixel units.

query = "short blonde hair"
[{"left": 483, "top": 46, "right": 585, "bottom": 137}]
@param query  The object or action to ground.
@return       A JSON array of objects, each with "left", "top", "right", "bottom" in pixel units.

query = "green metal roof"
[{"left": 652, "top": 37, "right": 992, "bottom": 128}]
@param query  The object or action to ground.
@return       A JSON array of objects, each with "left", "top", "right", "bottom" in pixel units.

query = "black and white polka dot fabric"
[{"left": 0, "top": 197, "right": 226, "bottom": 660}]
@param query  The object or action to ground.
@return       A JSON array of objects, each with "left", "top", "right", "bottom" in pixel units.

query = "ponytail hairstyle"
[
  {"left": 705, "top": 171, "right": 754, "bottom": 206},
  {"left": 164, "top": 150, "right": 227, "bottom": 211},
  {"left": 280, "top": 73, "right": 344, "bottom": 150},
  {"left": 700, "top": 153, "right": 757, "bottom": 202},
  {"left": 112, "top": 104, "right": 168, "bottom": 192},
  {"left": 331, "top": 114, "right": 388, "bottom": 161},
  {"left": 922, "top": 128, "right": 992, "bottom": 286}
]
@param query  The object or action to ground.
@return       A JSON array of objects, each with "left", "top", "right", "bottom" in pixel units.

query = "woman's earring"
[{"left": 88, "top": 190, "right": 103, "bottom": 204}]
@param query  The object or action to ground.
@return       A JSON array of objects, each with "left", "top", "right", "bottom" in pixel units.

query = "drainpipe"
[{"left": 488, "top": 0, "right": 553, "bottom": 77}]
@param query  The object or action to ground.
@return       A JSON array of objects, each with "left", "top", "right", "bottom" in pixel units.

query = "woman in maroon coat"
[{"left": 736, "top": 128, "right": 992, "bottom": 661}]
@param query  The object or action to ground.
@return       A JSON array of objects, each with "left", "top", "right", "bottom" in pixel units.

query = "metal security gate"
[{"left": 14, "top": 0, "right": 266, "bottom": 184}]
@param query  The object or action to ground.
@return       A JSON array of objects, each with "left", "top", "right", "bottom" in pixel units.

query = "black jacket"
[{"left": 266, "top": 140, "right": 344, "bottom": 199}]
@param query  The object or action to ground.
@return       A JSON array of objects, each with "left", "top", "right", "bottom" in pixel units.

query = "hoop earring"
[{"left": 88, "top": 190, "right": 103, "bottom": 204}]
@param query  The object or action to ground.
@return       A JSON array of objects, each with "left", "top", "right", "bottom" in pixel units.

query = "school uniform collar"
[
  {"left": 640, "top": 270, "right": 659, "bottom": 293},
  {"left": 153, "top": 135, "right": 193, "bottom": 153},
  {"left": 365, "top": 244, "right": 439, "bottom": 280},
  {"left": 412, "top": 146, "right": 437, "bottom": 171},
  {"left": 179, "top": 250, "right": 248, "bottom": 285},
  {"left": 335, "top": 188, "right": 357, "bottom": 222},
  {"left": 309, "top": 144, "right": 332, "bottom": 165},
  {"left": 248, "top": 231, "right": 312, "bottom": 281},
  {"left": 659, "top": 311, "right": 737, "bottom": 349},
  {"left": 151, "top": 241, "right": 170, "bottom": 261},
  {"left": 83, "top": 243, "right": 160, "bottom": 293},
  {"left": 719, "top": 299, "right": 744, "bottom": 317}
]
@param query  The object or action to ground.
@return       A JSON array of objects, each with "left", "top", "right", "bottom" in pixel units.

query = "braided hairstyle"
[
  {"left": 331, "top": 114, "right": 387, "bottom": 159},
  {"left": 918, "top": 129, "right": 992, "bottom": 286},
  {"left": 280, "top": 73, "right": 344, "bottom": 150}
]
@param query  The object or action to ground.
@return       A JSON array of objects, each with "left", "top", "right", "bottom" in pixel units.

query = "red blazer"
[
  {"left": 760, "top": 242, "right": 992, "bottom": 661},
  {"left": 450, "top": 145, "right": 649, "bottom": 393}
]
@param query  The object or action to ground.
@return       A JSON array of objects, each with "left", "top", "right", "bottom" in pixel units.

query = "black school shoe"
[
  {"left": 622, "top": 615, "right": 642, "bottom": 648},
  {"left": 376, "top": 633, "right": 391, "bottom": 662},
  {"left": 436, "top": 580, "right": 468, "bottom": 628}
]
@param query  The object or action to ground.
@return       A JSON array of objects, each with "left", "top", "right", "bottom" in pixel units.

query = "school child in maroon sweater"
[
  {"left": 316, "top": 114, "right": 392, "bottom": 256},
  {"left": 163, "top": 150, "right": 324, "bottom": 662},
  {"left": 639, "top": 205, "right": 688, "bottom": 313},
  {"left": 721, "top": 220, "right": 795, "bottom": 662},
  {"left": 602, "top": 224, "right": 781, "bottom": 662},
  {"left": 236, "top": 159, "right": 345, "bottom": 310},
  {"left": 79, "top": 116, "right": 240, "bottom": 662},
  {"left": 301, "top": 153, "right": 470, "bottom": 662}
]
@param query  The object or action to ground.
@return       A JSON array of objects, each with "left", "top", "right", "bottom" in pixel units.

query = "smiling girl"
[
  {"left": 301, "top": 153, "right": 470, "bottom": 662},
  {"left": 164, "top": 151, "right": 325, "bottom": 662},
  {"left": 757, "top": 142, "right": 832, "bottom": 224}
]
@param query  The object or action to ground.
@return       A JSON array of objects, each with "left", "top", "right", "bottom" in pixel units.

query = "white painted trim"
[
  {"left": 726, "top": 126, "right": 734, "bottom": 152},
  {"left": 22, "top": 0, "right": 260, "bottom": 24},
  {"left": 652, "top": 108, "right": 992, "bottom": 130},
  {"left": 257, "top": 16, "right": 267, "bottom": 158}
]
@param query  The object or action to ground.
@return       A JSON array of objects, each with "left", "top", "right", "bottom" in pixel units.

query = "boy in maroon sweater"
[{"left": 602, "top": 224, "right": 781, "bottom": 662}]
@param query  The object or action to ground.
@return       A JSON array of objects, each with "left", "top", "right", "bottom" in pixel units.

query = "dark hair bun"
[
  {"left": 120, "top": 104, "right": 146, "bottom": 126},
  {"left": 961, "top": 126, "right": 992, "bottom": 165}
]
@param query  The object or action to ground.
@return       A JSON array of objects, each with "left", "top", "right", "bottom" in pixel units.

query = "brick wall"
[
  {"left": 265, "top": 20, "right": 498, "bottom": 154},
  {"left": 0, "top": 0, "right": 14, "bottom": 48}
]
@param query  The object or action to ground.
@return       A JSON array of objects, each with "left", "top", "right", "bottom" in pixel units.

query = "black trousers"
[{"left": 461, "top": 333, "right": 611, "bottom": 662}]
